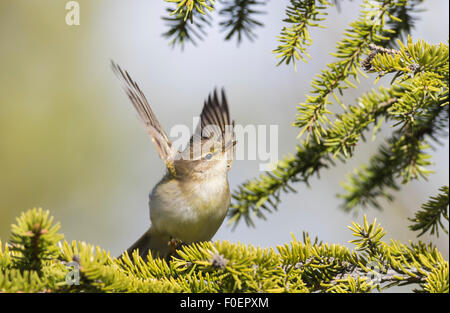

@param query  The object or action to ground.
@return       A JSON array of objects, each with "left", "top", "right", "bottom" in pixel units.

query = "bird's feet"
[{"left": 167, "top": 237, "right": 183, "bottom": 259}]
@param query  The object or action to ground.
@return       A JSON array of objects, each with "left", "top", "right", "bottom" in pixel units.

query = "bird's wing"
[
  {"left": 193, "top": 88, "right": 234, "bottom": 144},
  {"left": 111, "top": 61, "right": 174, "bottom": 165}
]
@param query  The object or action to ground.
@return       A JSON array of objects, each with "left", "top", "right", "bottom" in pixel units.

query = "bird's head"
[{"left": 173, "top": 132, "right": 236, "bottom": 180}]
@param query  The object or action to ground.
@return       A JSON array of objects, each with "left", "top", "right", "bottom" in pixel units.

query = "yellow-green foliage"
[
  {"left": 167, "top": 0, "right": 216, "bottom": 21},
  {"left": 0, "top": 209, "right": 447, "bottom": 293},
  {"left": 230, "top": 36, "right": 449, "bottom": 225}
]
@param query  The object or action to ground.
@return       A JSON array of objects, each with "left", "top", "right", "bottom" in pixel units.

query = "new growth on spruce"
[
  {"left": 229, "top": 2, "right": 448, "bottom": 226},
  {"left": 0, "top": 209, "right": 448, "bottom": 292}
]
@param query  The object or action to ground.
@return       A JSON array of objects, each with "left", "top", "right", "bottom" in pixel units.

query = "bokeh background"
[{"left": 0, "top": 0, "right": 448, "bottom": 278}]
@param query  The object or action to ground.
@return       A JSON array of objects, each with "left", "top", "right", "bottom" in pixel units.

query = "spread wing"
[
  {"left": 111, "top": 61, "right": 173, "bottom": 162},
  {"left": 193, "top": 88, "right": 234, "bottom": 144}
]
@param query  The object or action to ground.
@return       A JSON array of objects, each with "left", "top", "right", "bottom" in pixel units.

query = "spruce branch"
[
  {"left": 273, "top": 0, "right": 331, "bottom": 70},
  {"left": 229, "top": 87, "right": 397, "bottom": 228},
  {"left": 0, "top": 269, "right": 46, "bottom": 293},
  {"left": 166, "top": 0, "right": 216, "bottom": 21},
  {"left": 1, "top": 210, "right": 448, "bottom": 293},
  {"left": 346, "top": 216, "right": 440, "bottom": 291},
  {"left": 230, "top": 37, "right": 449, "bottom": 225},
  {"left": 384, "top": 0, "right": 424, "bottom": 48},
  {"left": 0, "top": 241, "right": 12, "bottom": 270},
  {"left": 423, "top": 261, "right": 449, "bottom": 293},
  {"left": 162, "top": 8, "right": 213, "bottom": 48},
  {"left": 9, "top": 208, "right": 63, "bottom": 273},
  {"left": 338, "top": 38, "right": 449, "bottom": 211},
  {"left": 338, "top": 100, "right": 448, "bottom": 211},
  {"left": 370, "top": 38, "right": 449, "bottom": 81},
  {"left": 361, "top": 43, "right": 401, "bottom": 71},
  {"left": 409, "top": 186, "right": 449, "bottom": 237},
  {"left": 162, "top": 0, "right": 269, "bottom": 48},
  {"left": 218, "top": 0, "right": 267, "bottom": 43},
  {"left": 294, "top": 0, "right": 410, "bottom": 144}
]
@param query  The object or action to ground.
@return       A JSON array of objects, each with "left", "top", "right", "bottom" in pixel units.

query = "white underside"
[{"left": 149, "top": 173, "right": 230, "bottom": 244}]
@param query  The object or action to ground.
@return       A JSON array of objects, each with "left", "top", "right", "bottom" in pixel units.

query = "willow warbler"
[{"left": 111, "top": 61, "right": 235, "bottom": 260}]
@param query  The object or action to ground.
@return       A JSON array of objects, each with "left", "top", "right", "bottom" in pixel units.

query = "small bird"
[{"left": 111, "top": 61, "right": 235, "bottom": 260}]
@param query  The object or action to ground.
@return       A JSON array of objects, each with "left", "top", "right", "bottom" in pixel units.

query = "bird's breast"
[
  {"left": 184, "top": 176, "right": 230, "bottom": 211},
  {"left": 149, "top": 175, "right": 230, "bottom": 242}
]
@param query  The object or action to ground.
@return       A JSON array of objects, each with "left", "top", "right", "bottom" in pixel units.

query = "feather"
[{"left": 111, "top": 61, "right": 174, "bottom": 164}]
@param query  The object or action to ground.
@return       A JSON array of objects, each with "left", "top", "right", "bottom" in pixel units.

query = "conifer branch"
[
  {"left": 162, "top": 0, "right": 268, "bottom": 48},
  {"left": 9, "top": 208, "right": 63, "bottom": 273},
  {"left": 166, "top": 0, "right": 216, "bottom": 21},
  {"left": 1, "top": 210, "right": 447, "bottom": 293},
  {"left": 338, "top": 100, "right": 448, "bottom": 211},
  {"left": 409, "top": 186, "right": 449, "bottom": 237},
  {"left": 294, "top": 0, "right": 411, "bottom": 143},
  {"left": 162, "top": 8, "right": 213, "bottom": 48},
  {"left": 218, "top": 0, "right": 267, "bottom": 43},
  {"left": 230, "top": 37, "right": 449, "bottom": 225},
  {"left": 273, "top": 0, "right": 332, "bottom": 70},
  {"left": 338, "top": 38, "right": 449, "bottom": 210},
  {"left": 229, "top": 87, "right": 397, "bottom": 228},
  {"left": 384, "top": 0, "right": 424, "bottom": 47}
]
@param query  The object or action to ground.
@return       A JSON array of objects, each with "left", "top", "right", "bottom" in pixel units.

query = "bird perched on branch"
[{"left": 111, "top": 61, "right": 236, "bottom": 260}]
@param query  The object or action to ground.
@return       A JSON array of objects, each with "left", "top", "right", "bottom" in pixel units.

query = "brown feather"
[
  {"left": 195, "top": 88, "right": 234, "bottom": 143},
  {"left": 111, "top": 61, "right": 173, "bottom": 162}
]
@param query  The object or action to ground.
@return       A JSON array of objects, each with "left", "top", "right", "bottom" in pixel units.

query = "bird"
[{"left": 111, "top": 61, "right": 236, "bottom": 260}]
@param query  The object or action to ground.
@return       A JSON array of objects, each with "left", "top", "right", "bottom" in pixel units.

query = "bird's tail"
[{"left": 123, "top": 227, "right": 170, "bottom": 261}]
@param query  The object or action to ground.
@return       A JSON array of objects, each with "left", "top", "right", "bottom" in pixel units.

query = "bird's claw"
[{"left": 167, "top": 237, "right": 183, "bottom": 258}]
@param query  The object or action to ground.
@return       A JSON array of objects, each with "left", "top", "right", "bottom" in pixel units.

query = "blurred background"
[{"left": 0, "top": 0, "right": 448, "bottom": 273}]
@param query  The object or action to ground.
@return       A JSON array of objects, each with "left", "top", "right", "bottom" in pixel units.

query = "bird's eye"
[{"left": 205, "top": 153, "right": 213, "bottom": 160}]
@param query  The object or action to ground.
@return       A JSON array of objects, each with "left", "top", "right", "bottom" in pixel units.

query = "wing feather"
[
  {"left": 195, "top": 88, "right": 233, "bottom": 141},
  {"left": 111, "top": 61, "right": 173, "bottom": 161}
]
